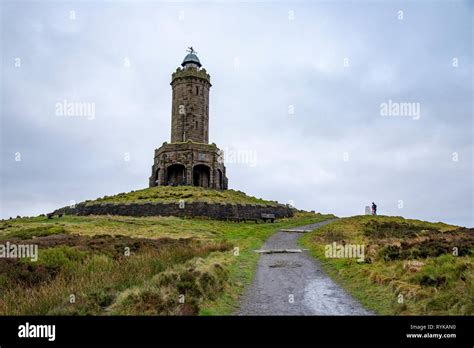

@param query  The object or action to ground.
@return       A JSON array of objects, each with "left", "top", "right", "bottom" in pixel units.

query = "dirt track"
[{"left": 236, "top": 220, "right": 373, "bottom": 315}]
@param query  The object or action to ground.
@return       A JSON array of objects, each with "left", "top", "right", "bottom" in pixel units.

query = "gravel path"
[{"left": 236, "top": 220, "right": 373, "bottom": 315}]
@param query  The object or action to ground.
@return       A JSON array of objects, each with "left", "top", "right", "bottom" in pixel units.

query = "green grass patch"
[
  {"left": 300, "top": 215, "right": 473, "bottom": 315},
  {"left": 84, "top": 186, "right": 279, "bottom": 206},
  {"left": 1, "top": 225, "right": 67, "bottom": 240}
]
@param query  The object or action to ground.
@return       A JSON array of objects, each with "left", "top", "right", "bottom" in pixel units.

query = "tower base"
[{"left": 149, "top": 141, "right": 228, "bottom": 190}]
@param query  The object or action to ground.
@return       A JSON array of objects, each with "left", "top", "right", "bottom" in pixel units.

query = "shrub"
[
  {"left": 34, "top": 246, "right": 88, "bottom": 275},
  {"left": 4, "top": 226, "right": 68, "bottom": 240}
]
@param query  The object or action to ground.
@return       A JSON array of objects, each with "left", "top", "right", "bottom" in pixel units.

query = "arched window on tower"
[
  {"left": 195, "top": 86, "right": 199, "bottom": 95},
  {"left": 195, "top": 120, "right": 198, "bottom": 129}
]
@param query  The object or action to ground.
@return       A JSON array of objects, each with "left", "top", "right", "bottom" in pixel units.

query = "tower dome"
[{"left": 181, "top": 47, "right": 202, "bottom": 67}]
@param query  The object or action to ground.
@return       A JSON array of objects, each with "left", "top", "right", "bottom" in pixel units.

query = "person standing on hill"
[{"left": 371, "top": 202, "right": 377, "bottom": 215}]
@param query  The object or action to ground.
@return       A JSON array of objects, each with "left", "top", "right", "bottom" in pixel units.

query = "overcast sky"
[{"left": 1, "top": 1, "right": 472, "bottom": 227}]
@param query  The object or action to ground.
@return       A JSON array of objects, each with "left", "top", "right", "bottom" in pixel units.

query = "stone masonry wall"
[
  {"left": 54, "top": 202, "right": 294, "bottom": 220},
  {"left": 171, "top": 67, "right": 211, "bottom": 144}
]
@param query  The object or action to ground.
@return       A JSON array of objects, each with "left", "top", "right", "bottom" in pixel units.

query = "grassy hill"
[
  {"left": 83, "top": 186, "right": 279, "bottom": 206},
  {"left": 3, "top": 184, "right": 470, "bottom": 316},
  {"left": 0, "top": 211, "right": 335, "bottom": 315},
  {"left": 300, "top": 215, "right": 474, "bottom": 315}
]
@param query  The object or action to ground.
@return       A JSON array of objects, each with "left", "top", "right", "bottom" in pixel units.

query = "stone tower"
[
  {"left": 149, "top": 48, "right": 228, "bottom": 189},
  {"left": 170, "top": 51, "right": 210, "bottom": 144}
]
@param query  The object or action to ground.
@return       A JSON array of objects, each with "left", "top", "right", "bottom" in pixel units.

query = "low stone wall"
[{"left": 54, "top": 202, "right": 294, "bottom": 220}]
